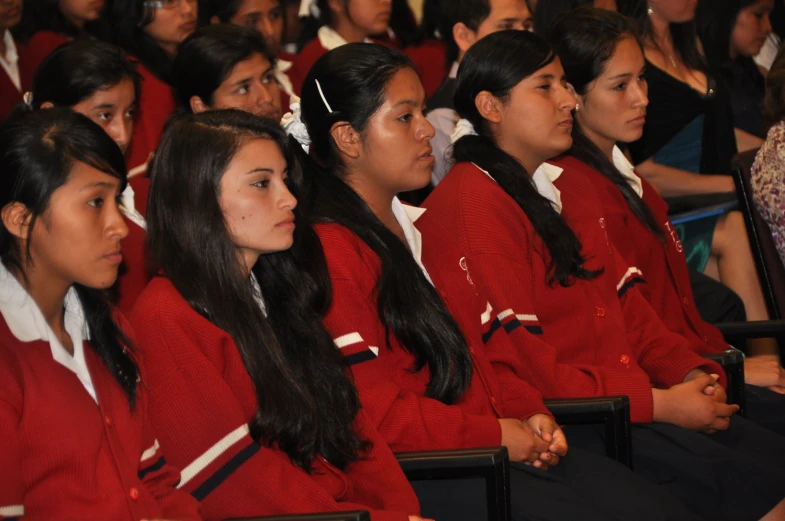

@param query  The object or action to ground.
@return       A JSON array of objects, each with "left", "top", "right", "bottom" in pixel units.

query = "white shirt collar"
[
  {"left": 0, "top": 30, "right": 20, "bottom": 92},
  {"left": 449, "top": 61, "right": 459, "bottom": 79},
  {"left": 249, "top": 272, "right": 267, "bottom": 316},
  {"left": 0, "top": 262, "right": 97, "bottom": 402},
  {"left": 473, "top": 162, "right": 564, "bottom": 214},
  {"left": 611, "top": 145, "right": 643, "bottom": 197},
  {"left": 391, "top": 197, "right": 433, "bottom": 284},
  {"left": 317, "top": 25, "right": 372, "bottom": 51},
  {"left": 118, "top": 184, "right": 147, "bottom": 231},
  {"left": 274, "top": 59, "right": 295, "bottom": 97}
]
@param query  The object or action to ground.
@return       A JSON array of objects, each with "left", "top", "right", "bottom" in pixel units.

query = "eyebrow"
[
  {"left": 498, "top": 17, "right": 522, "bottom": 24},
  {"left": 393, "top": 99, "right": 421, "bottom": 108},
  {"left": 607, "top": 72, "right": 634, "bottom": 80},
  {"left": 93, "top": 103, "right": 115, "bottom": 110},
  {"left": 79, "top": 181, "right": 118, "bottom": 192},
  {"left": 246, "top": 167, "right": 274, "bottom": 175}
]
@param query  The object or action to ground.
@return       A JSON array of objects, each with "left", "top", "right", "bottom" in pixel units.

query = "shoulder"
[
  {"left": 130, "top": 277, "right": 213, "bottom": 338},
  {"left": 428, "top": 162, "right": 513, "bottom": 215},
  {"left": 293, "top": 39, "right": 327, "bottom": 67},
  {"left": 314, "top": 222, "right": 379, "bottom": 282},
  {"left": 27, "top": 30, "right": 68, "bottom": 49}
]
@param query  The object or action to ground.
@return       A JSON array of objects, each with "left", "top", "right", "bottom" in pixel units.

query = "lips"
[
  {"left": 103, "top": 250, "right": 123, "bottom": 264},
  {"left": 276, "top": 216, "right": 296, "bottom": 228}
]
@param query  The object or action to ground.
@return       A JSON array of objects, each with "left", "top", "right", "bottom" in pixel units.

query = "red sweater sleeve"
[
  {"left": 0, "top": 349, "right": 25, "bottom": 520},
  {"left": 325, "top": 275, "right": 502, "bottom": 452},
  {"left": 132, "top": 296, "right": 412, "bottom": 521},
  {"left": 465, "top": 251, "right": 658, "bottom": 423}
]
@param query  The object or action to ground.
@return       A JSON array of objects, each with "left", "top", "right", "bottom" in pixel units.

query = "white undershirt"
[{"left": 0, "top": 30, "right": 21, "bottom": 92}]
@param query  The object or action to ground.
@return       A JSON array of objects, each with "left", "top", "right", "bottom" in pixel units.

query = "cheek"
[{"left": 144, "top": 14, "right": 176, "bottom": 41}]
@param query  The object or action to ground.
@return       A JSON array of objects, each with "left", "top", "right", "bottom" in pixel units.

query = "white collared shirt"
[
  {"left": 610, "top": 145, "right": 644, "bottom": 197},
  {"left": 119, "top": 184, "right": 147, "bottom": 231},
  {"left": 0, "top": 262, "right": 97, "bottom": 402},
  {"left": 276, "top": 58, "right": 295, "bottom": 97},
  {"left": 391, "top": 197, "right": 434, "bottom": 285},
  {"left": 0, "top": 30, "right": 21, "bottom": 92},
  {"left": 473, "top": 162, "right": 564, "bottom": 214},
  {"left": 317, "top": 25, "right": 372, "bottom": 51}
]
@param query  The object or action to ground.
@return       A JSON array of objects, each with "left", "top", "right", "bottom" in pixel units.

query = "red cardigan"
[
  {"left": 126, "top": 62, "right": 175, "bottom": 172},
  {"left": 315, "top": 219, "right": 551, "bottom": 454},
  {"left": 0, "top": 313, "right": 200, "bottom": 521},
  {"left": 19, "top": 31, "right": 68, "bottom": 82},
  {"left": 129, "top": 276, "right": 420, "bottom": 521},
  {"left": 404, "top": 40, "right": 448, "bottom": 99},
  {"left": 420, "top": 162, "right": 724, "bottom": 424},
  {"left": 551, "top": 155, "right": 728, "bottom": 355},
  {"left": 115, "top": 217, "right": 149, "bottom": 315}
]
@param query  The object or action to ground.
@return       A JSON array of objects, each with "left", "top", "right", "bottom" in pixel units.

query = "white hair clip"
[
  {"left": 298, "top": 0, "right": 320, "bottom": 18},
  {"left": 281, "top": 95, "right": 312, "bottom": 153},
  {"left": 23, "top": 91, "right": 33, "bottom": 108},
  {"left": 450, "top": 118, "right": 478, "bottom": 144},
  {"left": 314, "top": 79, "right": 333, "bottom": 114}
]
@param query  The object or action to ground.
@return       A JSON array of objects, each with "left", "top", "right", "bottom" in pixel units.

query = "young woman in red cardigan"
[
  {"left": 0, "top": 107, "right": 200, "bottom": 521},
  {"left": 207, "top": 0, "right": 296, "bottom": 106},
  {"left": 545, "top": 7, "right": 785, "bottom": 436},
  {"left": 28, "top": 39, "right": 150, "bottom": 315},
  {"left": 420, "top": 30, "right": 785, "bottom": 521},
  {"left": 107, "top": 0, "right": 197, "bottom": 173},
  {"left": 173, "top": 24, "right": 283, "bottom": 121},
  {"left": 289, "top": 0, "right": 393, "bottom": 94},
  {"left": 287, "top": 42, "right": 706, "bottom": 521},
  {"left": 129, "top": 109, "right": 425, "bottom": 521}
]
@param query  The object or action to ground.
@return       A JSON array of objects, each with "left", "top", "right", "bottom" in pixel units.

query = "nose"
[
  {"left": 107, "top": 201, "right": 130, "bottom": 241},
  {"left": 255, "top": 82, "right": 274, "bottom": 106},
  {"left": 181, "top": 0, "right": 196, "bottom": 16},
  {"left": 260, "top": 16, "right": 275, "bottom": 38},
  {"left": 763, "top": 13, "right": 773, "bottom": 34},
  {"left": 108, "top": 119, "right": 131, "bottom": 155},
  {"left": 278, "top": 181, "right": 297, "bottom": 211},
  {"left": 631, "top": 80, "right": 649, "bottom": 109},
  {"left": 512, "top": 21, "right": 527, "bottom": 31},
  {"left": 557, "top": 83, "right": 578, "bottom": 111},
  {"left": 417, "top": 115, "right": 435, "bottom": 142}
]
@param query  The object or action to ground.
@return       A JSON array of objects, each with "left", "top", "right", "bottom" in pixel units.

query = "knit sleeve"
[
  {"left": 133, "top": 308, "right": 413, "bottom": 521},
  {"left": 465, "top": 252, "right": 658, "bottom": 424},
  {"left": 325, "top": 276, "right": 503, "bottom": 452},
  {"left": 0, "top": 350, "right": 25, "bottom": 520},
  {"left": 612, "top": 251, "right": 727, "bottom": 389}
]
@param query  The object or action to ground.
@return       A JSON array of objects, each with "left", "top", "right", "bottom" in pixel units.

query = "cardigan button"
[
  {"left": 104, "top": 416, "right": 112, "bottom": 427},
  {"left": 620, "top": 354, "right": 630, "bottom": 365},
  {"left": 682, "top": 297, "right": 689, "bottom": 307},
  {"left": 596, "top": 307, "right": 606, "bottom": 317},
  {"left": 490, "top": 397, "right": 497, "bottom": 405},
  {"left": 129, "top": 487, "right": 139, "bottom": 500}
]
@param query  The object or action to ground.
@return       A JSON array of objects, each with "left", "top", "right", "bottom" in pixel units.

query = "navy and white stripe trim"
[
  {"left": 482, "top": 304, "right": 542, "bottom": 343},
  {"left": 617, "top": 267, "right": 645, "bottom": 298},
  {"left": 0, "top": 504, "right": 23, "bottom": 520},
  {"left": 178, "top": 424, "right": 260, "bottom": 501},
  {"left": 334, "top": 332, "right": 379, "bottom": 366},
  {"left": 138, "top": 439, "right": 167, "bottom": 480}
]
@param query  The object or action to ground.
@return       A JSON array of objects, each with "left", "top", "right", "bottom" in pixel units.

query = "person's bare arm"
[{"left": 635, "top": 158, "right": 735, "bottom": 197}]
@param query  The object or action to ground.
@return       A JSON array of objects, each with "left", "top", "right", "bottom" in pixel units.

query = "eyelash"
[{"left": 253, "top": 179, "right": 270, "bottom": 188}]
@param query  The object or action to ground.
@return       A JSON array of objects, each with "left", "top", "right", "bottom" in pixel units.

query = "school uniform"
[
  {"left": 129, "top": 275, "right": 420, "bottom": 521},
  {"left": 403, "top": 40, "right": 447, "bottom": 99},
  {"left": 552, "top": 149, "right": 785, "bottom": 436},
  {"left": 315, "top": 199, "right": 705, "bottom": 521},
  {"left": 114, "top": 184, "right": 150, "bottom": 315},
  {"left": 289, "top": 26, "right": 376, "bottom": 95},
  {"left": 421, "top": 161, "right": 785, "bottom": 521},
  {"left": 425, "top": 61, "right": 458, "bottom": 186},
  {"left": 21, "top": 30, "right": 68, "bottom": 81},
  {"left": 0, "top": 263, "right": 200, "bottom": 521},
  {"left": 0, "top": 30, "right": 29, "bottom": 122},
  {"left": 126, "top": 61, "right": 176, "bottom": 173},
  {"left": 275, "top": 53, "right": 296, "bottom": 116}
]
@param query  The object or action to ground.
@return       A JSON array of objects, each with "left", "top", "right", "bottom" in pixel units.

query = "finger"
[
  {"left": 769, "top": 385, "right": 785, "bottom": 395},
  {"left": 545, "top": 453, "right": 560, "bottom": 467},
  {"left": 549, "top": 429, "right": 569, "bottom": 456},
  {"left": 703, "top": 385, "right": 717, "bottom": 396},
  {"left": 710, "top": 416, "right": 732, "bottom": 432},
  {"left": 532, "top": 437, "right": 551, "bottom": 454},
  {"left": 539, "top": 419, "right": 555, "bottom": 443},
  {"left": 690, "top": 373, "right": 717, "bottom": 389}
]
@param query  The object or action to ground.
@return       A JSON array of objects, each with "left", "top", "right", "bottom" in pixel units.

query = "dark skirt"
[
  {"left": 566, "top": 417, "right": 785, "bottom": 521},
  {"left": 746, "top": 384, "right": 785, "bottom": 437}
]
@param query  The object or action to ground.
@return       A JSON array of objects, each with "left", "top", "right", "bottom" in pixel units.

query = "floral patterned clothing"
[{"left": 751, "top": 120, "right": 785, "bottom": 268}]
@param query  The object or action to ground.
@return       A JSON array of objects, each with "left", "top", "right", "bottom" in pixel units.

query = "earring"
[
  {"left": 647, "top": 4, "right": 653, "bottom": 15},
  {"left": 574, "top": 103, "right": 580, "bottom": 112}
]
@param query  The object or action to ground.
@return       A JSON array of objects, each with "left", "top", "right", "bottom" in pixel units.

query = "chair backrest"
[
  {"left": 732, "top": 149, "right": 785, "bottom": 319},
  {"left": 231, "top": 513, "right": 370, "bottom": 521}
]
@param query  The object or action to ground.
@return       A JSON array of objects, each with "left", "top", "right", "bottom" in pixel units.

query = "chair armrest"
[
  {"left": 545, "top": 396, "right": 632, "bottom": 469},
  {"left": 715, "top": 319, "right": 785, "bottom": 340},
  {"left": 703, "top": 349, "right": 747, "bottom": 416},
  {"left": 231, "top": 512, "right": 370, "bottom": 521},
  {"left": 395, "top": 447, "right": 510, "bottom": 521}
]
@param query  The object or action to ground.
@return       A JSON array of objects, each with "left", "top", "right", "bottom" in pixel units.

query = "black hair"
[
  {"left": 296, "top": 43, "right": 473, "bottom": 404},
  {"left": 0, "top": 107, "right": 138, "bottom": 404},
  {"left": 440, "top": 0, "right": 491, "bottom": 68},
  {"left": 107, "top": 0, "right": 189, "bottom": 84},
  {"left": 147, "top": 109, "right": 367, "bottom": 471},
  {"left": 453, "top": 30, "right": 600, "bottom": 286},
  {"left": 13, "top": 0, "right": 110, "bottom": 42},
  {"left": 206, "top": 0, "right": 287, "bottom": 46},
  {"left": 617, "top": 0, "right": 707, "bottom": 73},
  {"left": 173, "top": 24, "right": 275, "bottom": 109},
  {"left": 388, "top": 0, "right": 419, "bottom": 48},
  {"left": 533, "top": 0, "right": 592, "bottom": 36},
  {"left": 546, "top": 7, "right": 664, "bottom": 241},
  {"left": 30, "top": 39, "right": 141, "bottom": 110},
  {"left": 297, "top": 0, "right": 335, "bottom": 51},
  {"left": 415, "top": 0, "right": 442, "bottom": 44},
  {"left": 765, "top": 42, "right": 785, "bottom": 126},
  {"left": 696, "top": 0, "right": 757, "bottom": 69}
]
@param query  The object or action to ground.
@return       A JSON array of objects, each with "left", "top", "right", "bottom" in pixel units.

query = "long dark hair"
[
  {"left": 147, "top": 109, "right": 366, "bottom": 471},
  {"left": 453, "top": 30, "right": 599, "bottom": 286},
  {"left": 107, "top": 0, "right": 178, "bottom": 84},
  {"left": 13, "top": 0, "right": 109, "bottom": 42},
  {"left": 617, "top": 0, "right": 708, "bottom": 73},
  {"left": 173, "top": 24, "right": 274, "bottom": 109},
  {"left": 696, "top": 0, "right": 757, "bottom": 69},
  {"left": 296, "top": 0, "right": 334, "bottom": 51},
  {"left": 296, "top": 43, "right": 473, "bottom": 404},
  {"left": 440, "top": 0, "right": 491, "bottom": 69},
  {"left": 0, "top": 107, "right": 138, "bottom": 404},
  {"left": 30, "top": 39, "right": 141, "bottom": 110},
  {"left": 533, "top": 0, "right": 592, "bottom": 36},
  {"left": 547, "top": 7, "right": 664, "bottom": 241}
]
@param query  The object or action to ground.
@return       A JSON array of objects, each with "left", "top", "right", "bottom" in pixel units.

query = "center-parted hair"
[
  {"left": 546, "top": 7, "right": 664, "bottom": 241},
  {"left": 147, "top": 109, "right": 367, "bottom": 471},
  {"left": 296, "top": 43, "right": 473, "bottom": 405},
  {"left": 0, "top": 108, "right": 138, "bottom": 404},
  {"left": 173, "top": 24, "right": 275, "bottom": 109},
  {"left": 453, "top": 30, "right": 599, "bottom": 286}
]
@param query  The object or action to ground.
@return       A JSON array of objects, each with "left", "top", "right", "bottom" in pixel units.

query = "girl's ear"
[
  {"left": 1, "top": 202, "right": 32, "bottom": 241},
  {"left": 330, "top": 121, "right": 362, "bottom": 159},
  {"left": 453, "top": 22, "right": 478, "bottom": 55},
  {"left": 190, "top": 96, "right": 209, "bottom": 114},
  {"left": 475, "top": 90, "right": 503, "bottom": 124},
  {"left": 327, "top": 0, "right": 347, "bottom": 17}
]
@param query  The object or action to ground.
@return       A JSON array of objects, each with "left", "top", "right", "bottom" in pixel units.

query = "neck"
[
  {"left": 497, "top": 133, "right": 544, "bottom": 177},
  {"left": 238, "top": 250, "right": 260, "bottom": 279},
  {"left": 345, "top": 173, "right": 408, "bottom": 246},
  {"left": 158, "top": 41, "right": 178, "bottom": 58},
  {"left": 579, "top": 123, "right": 616, "bottom": 163},
  {"left": 63, "top": 14, "right": 85, "bottom": 31},
  {"left": 648, "top": 9, "right": 672, "bottom": 48},
  {"left": 331, "top": 18, "right": 368, "bottom": 44},
  {"left": 11, "top": 263, "right": 70, "bottom": 336}
]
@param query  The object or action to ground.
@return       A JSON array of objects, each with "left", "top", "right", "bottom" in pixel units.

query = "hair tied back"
[
  {"left": 281, "top": 95, "right": 312, "bottom": 153},
  {"left": 451, "top": 118, "right": 478, "bottom": 144}
]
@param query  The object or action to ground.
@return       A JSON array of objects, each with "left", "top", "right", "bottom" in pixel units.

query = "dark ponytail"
[
  {"left": 453, "top": 30, "right": 599, "bottom": 286},
  {"left": 546, "top": 7, "right": 664, "bottom": 241},
  {"left": 297, "top": 43, "right": 473, "bottom": 404}
]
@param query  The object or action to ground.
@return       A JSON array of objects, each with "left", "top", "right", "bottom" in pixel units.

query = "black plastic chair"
[
  {"left": 703, "top": 349, "right": 747, "bottom": 416},
  {"left": 235, "top": 513, "right": 370, "bottom": 521}
]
